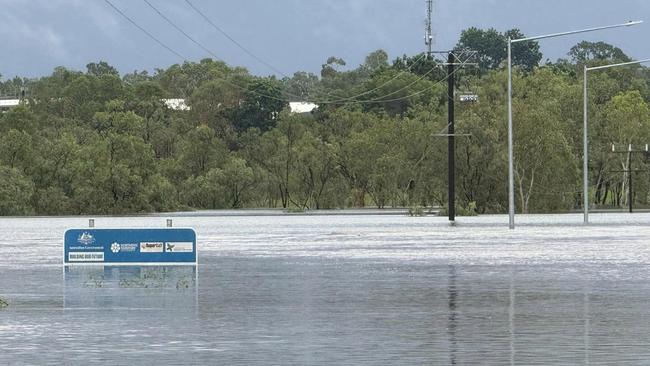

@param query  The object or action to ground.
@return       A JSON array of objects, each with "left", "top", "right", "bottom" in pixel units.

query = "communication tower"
[{"left": 425, "top": 0, "right": 434, "bottom": 57}]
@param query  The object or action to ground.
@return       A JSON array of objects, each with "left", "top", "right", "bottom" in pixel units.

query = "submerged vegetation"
[{"left": 1, "top": 28, "right": 650, "bottom": 215}]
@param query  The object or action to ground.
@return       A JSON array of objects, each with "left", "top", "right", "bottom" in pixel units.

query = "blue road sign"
[{"left": 64, "top": 228, "right": 197, "bottom": 265}]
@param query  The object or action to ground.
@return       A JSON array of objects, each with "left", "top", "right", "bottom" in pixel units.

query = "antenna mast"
[{"left": 425, "top": 0, "right": 434, "bottom": 57}]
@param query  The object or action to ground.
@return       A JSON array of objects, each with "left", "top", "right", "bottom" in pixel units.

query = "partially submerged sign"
[
  {"left": 64, "top": 229, "right": 197, "bottom": 265},
  {"left": 64, "top": 265, "right": 198, "bottom": 309}
]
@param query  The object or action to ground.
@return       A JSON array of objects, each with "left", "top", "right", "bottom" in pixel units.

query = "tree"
[
  {"left": 179, "top": 124, "right": 228, "bottom": 177},
  {"left": 217, "top": 156, "right": 255, "bottom": 208},
  {"left": 456, "top": 27, "right": 541, "bottom": 72},
  {"left": 363, "top": 49, "right": 389, "bottom": 73},
  {"left": 233, "top": 78, "right": 287, "bottom": 132},
  {"left": 569, "top": 41, "right": 631, "bottom": 64},
  {"left": 86, "top": 61, "right": 120, "bottom": 77},
  {"left": 392, "top": 53, "right": 446, "bottom": 82},
  {"left": 321, "top": 57, "right": 347, "bottom": 78},
  {"left": 456, "top": 27, "right": 506, "bottom": 72},
  {"left": 505, "top": 29, "right": 542, "bottom": 72},
  {"left": 0, "top": 166, "right": 34, "bottom": 215},
  {"left": 0, "top": 129, "right": 33, "bottom": 170},
  {"left": 281, "top": 71, "right": 320, "bottom": 101},
  {"left": 512, "top": 69, "right": 578, "bottom": 213},
  {"left": 0, "top": 105, "right": 37, "bottom": 133},
  {"left": 597, "top": 91, "right": 650, "bottom": 207}
]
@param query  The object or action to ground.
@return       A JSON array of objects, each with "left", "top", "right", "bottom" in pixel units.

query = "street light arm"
[
  {"left": 511, "top": 20, "right": 643, "bottom": 43},
  {"left": 586, "top": 58, "right": 650, "bottom": 71}
]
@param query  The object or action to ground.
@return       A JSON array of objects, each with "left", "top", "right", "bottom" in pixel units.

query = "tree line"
[{"left": 1, "top": 28, "right": 650, "bottom": 215}]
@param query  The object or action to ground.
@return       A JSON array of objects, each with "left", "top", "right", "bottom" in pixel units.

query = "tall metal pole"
[
  {"left": 448, "top": 52, "right": 456, "bottom": 223},
  {"left": 583, "top": 66, "right": 589, "bottom": 224},
  {"left": 425, "top": 0, "right": 433, "bottom": 57},
  {"left": 507, "top": 39, "right": 515, "bottom": 229}
]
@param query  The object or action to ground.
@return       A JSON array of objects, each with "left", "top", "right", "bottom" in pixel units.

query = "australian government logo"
[
  {"left": 70, "top": 232, "right": 103, "bottom": 251},
  {"left": 78, "top": 232, "right": 95, "bottom": 245}
]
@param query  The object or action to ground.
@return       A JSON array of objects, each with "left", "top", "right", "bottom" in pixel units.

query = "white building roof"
[
  {"left": 289, "top": 102, "right": 318, "bottom": 114},
  {"left": 162, "top": 98, "right": 190, "bottom": 111},
  {"left": 0, "top": 99, "right": 20, "bottom": 108}
]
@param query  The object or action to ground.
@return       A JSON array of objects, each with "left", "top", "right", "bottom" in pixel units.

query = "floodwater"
[{"left": 2, "top": 212, "right": 650, "bottom": 365}]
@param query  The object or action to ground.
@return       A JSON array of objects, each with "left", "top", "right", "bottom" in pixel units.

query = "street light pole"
[
  {"left": 507, "top": 39, "right": 514, "bottom": 229},
  {"left": 583, "top": 58, "right": 650, "bottom": 223},
  {"left": 506, "top": 20, "right": 642, "bottom": 229},
  {"left": 583, "top": 65, "right": 589, "bottom": 224}
]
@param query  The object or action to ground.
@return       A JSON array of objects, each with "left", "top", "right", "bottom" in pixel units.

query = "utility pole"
[
  {"left": 432, "top": 50, "right": 476, "bottom": 224},
  {"left": 629, "top": 153, "right": 633, "bottom": 213},
  {"left": 609, "top": 144, "right": 649, "bottom": 213},
  {"left": 447, "top": 52, "right": 456, "bottom": 223},
  {"left": 425, "top": 0, "right": 433, "bottom": 57}
]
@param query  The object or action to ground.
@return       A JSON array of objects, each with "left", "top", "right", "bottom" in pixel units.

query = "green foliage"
[
  {"left": 0, "top": 166, "right": 34, "bottom": 215},
  {"left": 457, "top": 27, "right": 506, "bottom": 71},
  {"left": 569, "top": 41, "right": 631, "bottom": 64},
  {"left": 86, "top": 61, "right": 120, "bottom": 77},
  {"left": 456, "top": 27, "right": 541, "bottom": 72},
  {"left": 1, "top": 36, "right": 650, "bottom": 216},
  {"left": 233, "top": 78, "right": 287, "bottom": 132},
  {"left": 281, "top": 71, "right": 320, "bottom": 101}
]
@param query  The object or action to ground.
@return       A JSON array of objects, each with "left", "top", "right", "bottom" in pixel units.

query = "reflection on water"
[
  {"left": 64, "top": 266, "right": 197, "bottom": 309},
  {"left": 1, "top": 215, "right": 650, "bottom": 364},
  {"left": 3, "top": 260, "right": 650, "bottom": 364},
  {"left": 448, "top": 265, "right": 458, "bottom": 365}
]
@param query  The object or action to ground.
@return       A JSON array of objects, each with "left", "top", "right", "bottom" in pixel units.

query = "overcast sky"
[{"left": 1, "top": 0, "right": 649, "bottom": 79}]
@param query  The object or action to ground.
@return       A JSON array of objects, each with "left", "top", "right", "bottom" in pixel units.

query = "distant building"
[
  {"left": 162, "top": 98, "right": 190, "bottom": 111},
  {"left": 0, "top": 98, "right": 20, "bottom": 112},
  {"left": 289, "top": 102, "right": 318, "bottom": 114}
]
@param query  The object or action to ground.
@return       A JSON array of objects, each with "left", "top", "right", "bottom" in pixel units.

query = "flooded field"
[{"left": 1, "top": 213, "right": 650, "bottom": 365}]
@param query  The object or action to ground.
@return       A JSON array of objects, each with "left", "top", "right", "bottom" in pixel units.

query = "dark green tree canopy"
[
  {"left": 456, "top": 27, "right": 541, "bottom": 72},
  {"left": 86, "top": 61, "right": 120, "bottom": 77},
  {"left": 568, "top": 41, "right": 631, "bottom": 64},
  {"left": 505, "top": 29, "right": 543, "bottom": 72},
  {"left": 363, "top": 50, "right": 389, "bottom": 73}
]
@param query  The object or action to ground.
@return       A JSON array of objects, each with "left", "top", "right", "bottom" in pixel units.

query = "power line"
[
  {"left": 341, "top": 50, "right": 470, "bottom": 105},
  {"left": 143, "top": 0, "right": 220, "bottom": 60},
  {"left": 142, "top": 0, "right": 310, "bottom": 102},
  {"left": 181, "top": 0, "right": 457, "bottom": 105},
  {"left": 184, "top": 0, "right": 290, "bottom": 78},
  {"left": 106, "top": 0, "right": 293, "bottom": 102},
  {"left": 322, "top": 53, "right": 429, "bottom": 103},
  {"left": 104, "top": 0, "right": 185, "bottom": 60},
  {"left": 107, "top": 0, "right": 465, "bottom": 106}
]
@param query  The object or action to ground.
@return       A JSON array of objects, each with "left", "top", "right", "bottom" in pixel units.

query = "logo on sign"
[
  {"left": 165, "top": 242, "right": 193, "bottom": 253},
  {"left": 140, "top": 242, "right": 163, "bottom": 253},
  {"left": 78, "top": 232, "right": 95, "bottom": 245},
  {"left": 110, "top": 242, "right": 137, "bottom": 253}
]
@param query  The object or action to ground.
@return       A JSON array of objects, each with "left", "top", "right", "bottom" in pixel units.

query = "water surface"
[{"left": 1, "top": 213, "right": 650, "bottom": 365}]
